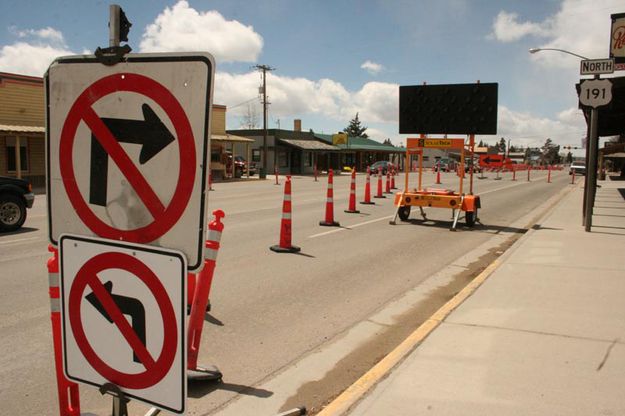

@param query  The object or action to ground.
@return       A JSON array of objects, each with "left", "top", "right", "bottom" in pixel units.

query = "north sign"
[
  {"left": 46, "top": 53, "right": 214, "bottom": 270},
  {"left": 580, "top": 58, "right": 614, "bottom": 75},
  {"left": 59, "top": 234, "right": 187, "bottom": 414}
]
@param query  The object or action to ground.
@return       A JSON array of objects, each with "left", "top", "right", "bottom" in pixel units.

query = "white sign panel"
[
  {"left": 46, "top": 53, "right": 214, "bottom": 271},
  {"left": 579, "top": 78, "right": 613, "bottom": 108},
  {"left": 580, "top": 58, "right": 614, "bottom": 75},
  {"left": 59, "top": 234, "right": 187, "bottom": 414}
]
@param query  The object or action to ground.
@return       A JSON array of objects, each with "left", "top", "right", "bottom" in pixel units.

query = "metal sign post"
[{"left": 578, "top": 77, "right": 613, "bottom": 232}]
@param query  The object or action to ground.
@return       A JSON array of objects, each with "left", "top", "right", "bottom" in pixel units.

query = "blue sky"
[{"left": 2, "top": 0, "right": 624, "bottom": 155}]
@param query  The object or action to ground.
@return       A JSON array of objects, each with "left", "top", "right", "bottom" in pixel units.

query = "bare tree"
[{"left": 239, "top": 103, "right": 260, "bottom": 129}]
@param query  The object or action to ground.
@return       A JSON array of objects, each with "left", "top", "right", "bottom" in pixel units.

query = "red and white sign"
[
  {"left": 59, "top": 234, "right": 186, "bottom": 413},
  {"left": 479, "top": 154, "right": 504, "bottom": 168},
  {"left": 46, "top": 53, "right": 214, "bottom": 270}
]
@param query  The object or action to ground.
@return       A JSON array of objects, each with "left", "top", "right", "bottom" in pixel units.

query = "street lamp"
[{"left": 528, "top": 47, "right": 589, "bottom": 60}]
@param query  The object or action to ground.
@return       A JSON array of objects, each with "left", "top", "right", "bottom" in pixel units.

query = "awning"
[
  {"left": 278, "top": 138, "right": 339, "bottom": 151},
  {"left": 211, "top": 133, "right": 254, "bottom": 143},
  {"left": 0, "top": 124, "right": 45, "bottom": 134},
  {"left": 604, "top": 152, "right": 625, "bottom": 158}
]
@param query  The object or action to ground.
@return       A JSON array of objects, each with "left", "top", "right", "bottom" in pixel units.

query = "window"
[
  {"left": 303, "top": 152, "right": 312, "bottom": 167},
  {"left": 252, "top": 149, "right": 261, "bottom": 162},
  {"left": 6, "top": 137, "right": 29, "bottom": 172},
  {"left": 278, "top": 150, "right": 288, "bottom": 168},
  {"left": 211, "top": 147, "right": 221, "bottom": 162}
]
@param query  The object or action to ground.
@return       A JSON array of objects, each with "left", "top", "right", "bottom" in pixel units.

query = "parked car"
[
  {"left": 0, "top": 176, "right": 35, "bottom": 231},
  {"left": 227, "top": 154, "right": 257, "bottom": 177},
  {"left": 569, "top": 162, "right": 586, "bottom": 175},
  {"left": 369, "top": 160, "right": 395, "bottom": 175}
]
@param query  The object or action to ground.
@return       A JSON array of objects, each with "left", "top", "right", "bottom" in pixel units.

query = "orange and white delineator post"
[
  {"left": 361, "top": 166, "right": 374, "bottom": 205},
  {"left": 390, "top": 167, "right": 397, "bottom": 190},
  {"left": 47, "top": 245, "right": 81, "bottom": 416},
  {"left": 344, "top": 168, "right": 360, "bottom": 214},
  {"left": 547, "top": 165, "right": 552, "bottom": 183},
  {"left": 187, "top": 210, "right": 225, "bottom": 381},
  {"left": 271, "top": 176, "right": 301, "bottom": 253},
  {"left": 385, "top": 171, "right": 392, "bottom": 194},
  {"left": 320, "top": 169, "right": 340, "bottom": 226}
]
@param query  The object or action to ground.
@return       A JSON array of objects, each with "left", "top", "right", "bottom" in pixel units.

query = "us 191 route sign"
[
  {"left": 59, "top": 234, "right": 187, "bottom": 414},
  {"left": 46, "top": 53, "right": 214, "bottom": 270}
]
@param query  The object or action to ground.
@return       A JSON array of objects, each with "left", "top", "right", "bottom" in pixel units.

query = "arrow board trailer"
[
  {"left": 59, "top": 234, "right": 187, "bottom": 414},
  {"left": 46, "top": 53, "right": 215, "bottom": 271},
  {"left": 392, "top": 137, "right": 480, "bottom": 230}
]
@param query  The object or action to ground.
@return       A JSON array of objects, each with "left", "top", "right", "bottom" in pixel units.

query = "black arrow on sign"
[
  {"left": 481, "top": 156, "right": 501, "bottom": 165},
  {"left": 89, "top": 103, "right": 175, "bottom": 206},
  {"left": 85, "top": 280, "right": 147, "bottom": 364}
]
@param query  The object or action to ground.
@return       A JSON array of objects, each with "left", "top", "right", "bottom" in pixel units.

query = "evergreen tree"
[
  {"left": 343, "top": 113, "right": 368, "bottom": 138},
  {"left": 565, "top": 152, "right": 573, "bottom": 164},
  {"left": 541, "top": 138, "right": 561, "bottom": 165},
  {"left": 382, "top": 138, "right": 393, "bottom": 146},
  {"left": 498, "top": 137, "right": 507, "bottom": 153},
  {"left": 478, "top": 140, "right": 484, "bottom": 147}
]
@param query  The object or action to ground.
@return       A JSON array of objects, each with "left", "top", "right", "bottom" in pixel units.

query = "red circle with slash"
[
  {"left": 59, "top": 73, "right": 196, "bottom": 243},
  {"left": 69, "top": 251, "right": 177, "bottom": 389}
]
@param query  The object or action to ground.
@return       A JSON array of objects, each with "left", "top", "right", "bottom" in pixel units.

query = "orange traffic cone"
[
  {"left": 390, "top": 167, "right": 397, "bottom": 189},
  {"left": 320, "top": 169, "right": 340, "bottom": 226},
  {"left": 361, "top": 166, "right": 374, "bottom": 205},
  {"left": 374, "top": 167, "right": 386, "bottom": 199},
  {"left": 271, "top": 176, "right": 300, "bottom": 252},
  {"left": 345, "top": 168, "right": 360, "bottom": 213},
  {"left": 385, "top": 171, "right": 391, "bottom": 194}
]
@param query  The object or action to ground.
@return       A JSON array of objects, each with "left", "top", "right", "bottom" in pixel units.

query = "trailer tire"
[
  {"left": 465, "top": 208, "right": 477, "bottom": 227},
  {"left": 398, "top": 206, "right": 411, "bottom": 222}
]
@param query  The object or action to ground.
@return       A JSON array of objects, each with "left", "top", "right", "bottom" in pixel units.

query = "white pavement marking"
[
  {"left": 0, "top": 236, "right": 41, "bottom": 245},
  {"left": 308, "top": 216, "right": 394, "bottom": 239}
]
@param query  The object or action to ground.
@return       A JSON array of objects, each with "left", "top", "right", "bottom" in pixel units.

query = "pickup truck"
[
  {"left": 569, "top": 162, "right": 586, "bottom": 176},
  {"left": 0, "top": 176, "right": 35, "bottom": 231}
]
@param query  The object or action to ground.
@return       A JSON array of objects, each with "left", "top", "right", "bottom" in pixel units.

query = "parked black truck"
[{"left": 0, "top": 176, "right": 35, "bottom": 231}]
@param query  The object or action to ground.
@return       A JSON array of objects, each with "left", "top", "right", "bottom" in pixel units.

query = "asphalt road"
[{"left": 0, "top": 168, "right": 573, "bottom": 415}]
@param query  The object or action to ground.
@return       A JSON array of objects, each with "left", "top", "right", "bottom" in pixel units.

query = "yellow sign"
[
  {"left": 332, "top": 132, "right": 348, "bottom": 145},
  {"left": 407, "top": 138, "right": 464, "bottom": 149}
]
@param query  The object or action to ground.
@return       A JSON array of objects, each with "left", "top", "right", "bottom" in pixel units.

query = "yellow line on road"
[{"left": 316, "top": 258, "right": 501, "bottom": 416}]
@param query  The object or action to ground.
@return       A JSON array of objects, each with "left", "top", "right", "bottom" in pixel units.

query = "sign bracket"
[{"left": 99, "top": 382, "right": 129, "bottom": 416}]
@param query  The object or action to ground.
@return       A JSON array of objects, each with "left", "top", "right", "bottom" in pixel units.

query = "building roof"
[
  {"left": 278, "top": 138, "right": 338, "bottom": 151},
  {"left": 315, "top": 133, "right": 405, "bottom": 152},
  {"left": 211, "top": 133, "right": 254, "bottom": 143},
  {"left": 0, "top": 124, "right": 45, "bottom": 134}
]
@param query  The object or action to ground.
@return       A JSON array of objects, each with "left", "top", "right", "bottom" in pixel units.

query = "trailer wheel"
[
  {"left": 398, "top": 206, "right": 411, "bottom": 221},
  {"left": 465, "top": 208, "right": 477, "bottom": 227}
]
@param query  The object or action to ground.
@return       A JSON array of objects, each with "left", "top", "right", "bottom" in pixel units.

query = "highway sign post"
[
  {"left": 579, "top": 78, "right": 613, "bottom": 108},
  {"left": 59, "top": 234, "right": 187, "bottom": 414},
  {"left": 46, "top": 53, "right": 214, "bottom": 271}
]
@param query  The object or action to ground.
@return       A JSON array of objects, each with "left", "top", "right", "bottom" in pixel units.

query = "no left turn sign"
[
  {"left": 46, "top": 53, "right": 214, "bottom": 270},
  {"left": 59, "top": 234, "right": 187, "bottom": 413}
]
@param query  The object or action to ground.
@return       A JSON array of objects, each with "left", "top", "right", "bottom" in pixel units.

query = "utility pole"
[{"left": 254, "top": 64, "right": 274, "bottom": 177}]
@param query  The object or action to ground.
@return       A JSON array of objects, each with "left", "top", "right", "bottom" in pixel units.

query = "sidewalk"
[{"left": 336, "top": 175, "right": 625, "bottom": 415}]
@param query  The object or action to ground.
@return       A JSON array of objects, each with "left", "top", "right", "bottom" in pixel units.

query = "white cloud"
[
  {"left": 139, "top": 0, "right": 263, "bottom": 62},
  {"left": 493, "top": 105, "right": 586, "bottom": 148},
  {"left": 361, "top": 60, "right": 384, "bottom": 75},
  {"left": 491, "top": 11, "right": 552, "bottom": 42},
  {"left": 0, "top": 42, "right": 73, "bottom": 76},
  {"left": 15, "top": 27, "right": 65, "bottom": 44},
  {"left": 493, "top": 0, "right": 624, "bottom": 68},
  {"left": 215, "top": 71, "right": 397, "bottom": 125}
]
